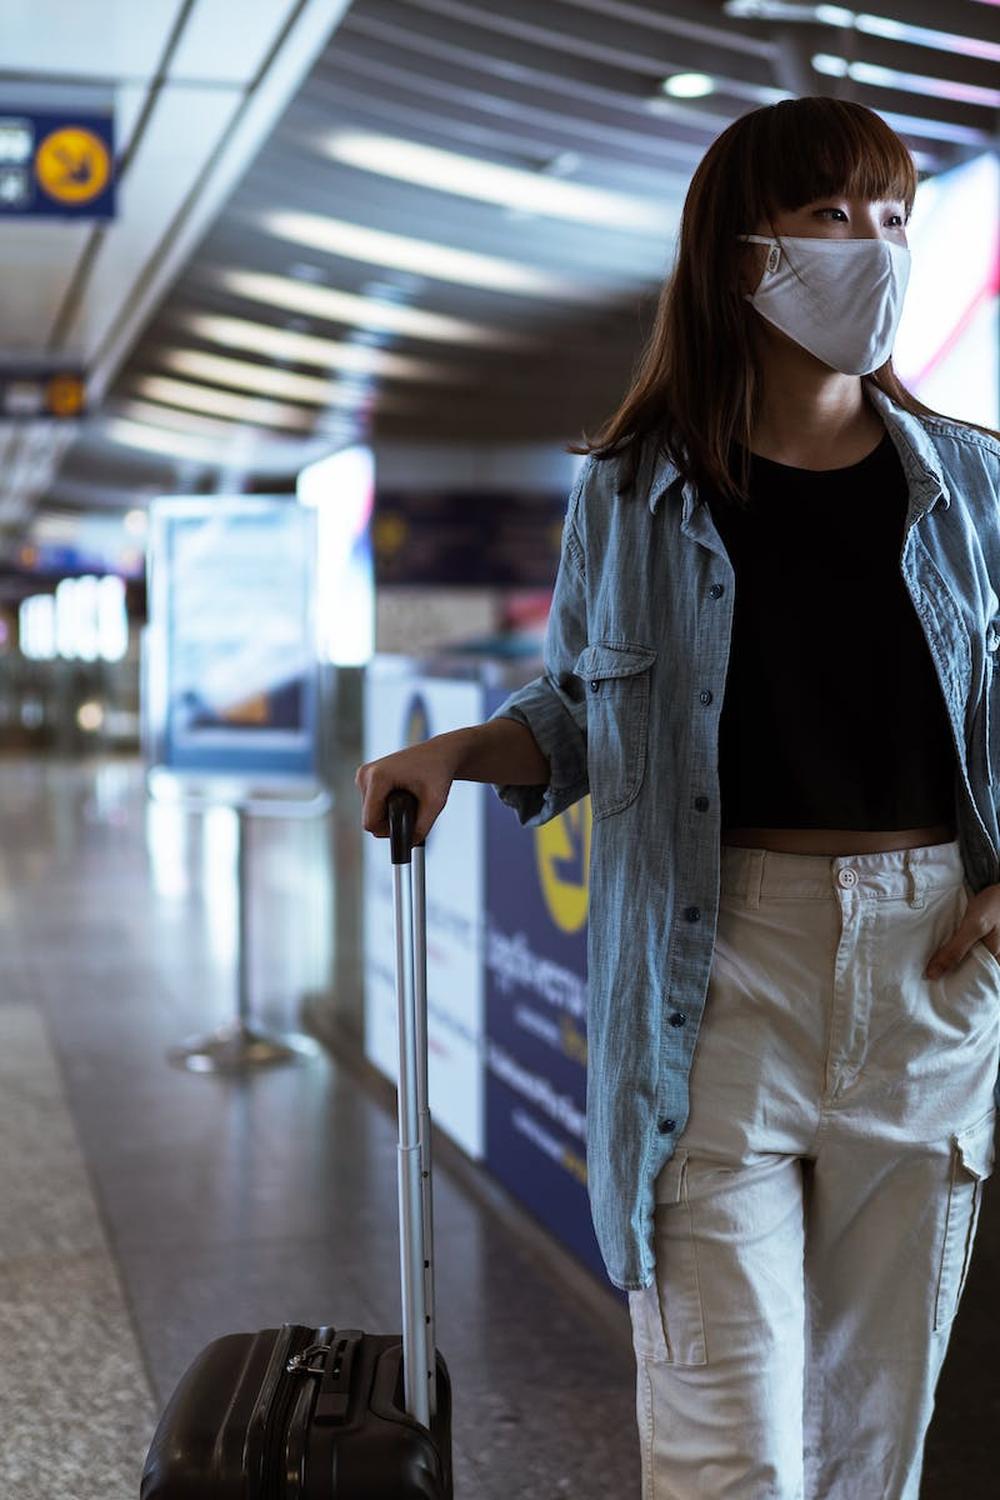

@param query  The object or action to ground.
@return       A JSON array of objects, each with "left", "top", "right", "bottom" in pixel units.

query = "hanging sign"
[
  {"left": 0, "top": 111, "right": 115, "bottom": 218},
  {"left": 0, "top": 367, "right": 86, "bottom": 418}
]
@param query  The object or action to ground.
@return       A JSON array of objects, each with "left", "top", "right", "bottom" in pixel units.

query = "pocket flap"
[
  {"left": 574, "top": 641, "right": 656, "bottom": 681},
  {"left": 956, "top": 1107, "right": 996, "bottom": 1181}
]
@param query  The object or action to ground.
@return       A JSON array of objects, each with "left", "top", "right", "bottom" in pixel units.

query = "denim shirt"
[{"left": 487, "top": 384, "right": 1000, "bottom": 1292}]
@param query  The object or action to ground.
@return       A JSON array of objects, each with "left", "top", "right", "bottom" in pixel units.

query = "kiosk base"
[{"left": 167, "top": 1018, "right": 320, "bottom": 1074}]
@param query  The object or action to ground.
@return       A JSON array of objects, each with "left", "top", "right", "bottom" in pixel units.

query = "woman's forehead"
[
  {"left": 753, "top": 142, "right": 916, "bottom": 212},
  {"left": 760, "top": 178, "right": 913, "bottom": 214}
]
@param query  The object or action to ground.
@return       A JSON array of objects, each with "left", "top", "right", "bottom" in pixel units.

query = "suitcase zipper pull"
[
  {"left": 285, "top": 1334, "right": 358, "bottom": 1427},
  {"left": 286, "top": 1342, "right": 332, "bottom": 1376}
]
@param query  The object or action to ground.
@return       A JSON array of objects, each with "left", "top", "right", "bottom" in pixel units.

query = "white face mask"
[{"left": 737, "top": 233, "right": 911, "bottom": 376}]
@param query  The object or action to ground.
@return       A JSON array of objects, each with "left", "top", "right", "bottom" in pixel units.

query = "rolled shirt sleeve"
[{"left": 488, "top": 459, "right": 591, "bottom": 827}]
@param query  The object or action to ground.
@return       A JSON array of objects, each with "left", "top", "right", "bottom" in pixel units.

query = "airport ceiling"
[{"left": 0, "top": 0, "right": 997, "bottom": 546}]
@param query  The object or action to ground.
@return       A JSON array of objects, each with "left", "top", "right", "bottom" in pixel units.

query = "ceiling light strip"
[
  {"left": 322, "top": 129, "right": 673, "bottom": 232},
  {"left": 257, "top": 210, "right": 604, "bottom": 301},
  {"left": 210, "top": 268, "right": 535, "bottom": 347},
  {"left": 723, "top": 2, "right": 1000, "bottom": 63},
  {"left": 183, "top": 311, "right": 461, "bottom": 382},
  {"left": 158, "top": 347, "right": 392, "bottom": 408},
  {"left": 812, "top": 52, "right": 1000, "bottom": 107},
  {"left": 133, "top": 373, "right": 320, "bottom": 429}
]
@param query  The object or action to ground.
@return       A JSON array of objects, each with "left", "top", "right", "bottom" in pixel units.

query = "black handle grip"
[{"left": 388, "top": 789, "right": 424, "bottom": 864}]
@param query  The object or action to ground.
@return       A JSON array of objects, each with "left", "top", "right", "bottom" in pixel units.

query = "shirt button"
[
  {"left": 709, "top": 584, "right": 724, "bottom": 598},
  {"left": 669, "top": 1011, "right": 686, "bottom": 1027},
  {"left": 590, "top": 679, "right": 600, "bottom": 693},
  {"left": 700, "top": 689, "right": 713, "bottom": 705},
  {"left": 694, "top": 796, "right": 709, "bottom": 812},
  {"left": 659, "top": 1118, "right": 677, "bottom": 1134},
  {"left": 837, "top": 868, "right": 858, "bottom": 888},
  {"left": 684, "top": 906, "right": 700, "bottom": 921}
]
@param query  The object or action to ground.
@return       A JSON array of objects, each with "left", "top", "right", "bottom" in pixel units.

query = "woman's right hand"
[{"left": 355, "top": 736, "right": 459, "bottom": 845}]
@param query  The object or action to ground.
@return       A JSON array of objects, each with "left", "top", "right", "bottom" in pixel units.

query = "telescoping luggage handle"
[{"left": 387, "top": 789, "right": 437, "bottom": 1432}]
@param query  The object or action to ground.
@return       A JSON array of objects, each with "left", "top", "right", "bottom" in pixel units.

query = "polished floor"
[
  {"left": 0, "top": 757, "right": 997, "bottom": 1497},
  {"left": 0, "top": 757, "right": 636, "bottom": 1498}
]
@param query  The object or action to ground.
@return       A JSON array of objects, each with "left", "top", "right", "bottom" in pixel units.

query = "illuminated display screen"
[
  {"left": 895, "top": 151, "right": 999, "bottom": 429},
  {"left": 146, "top": 497, "right": 319, "bottom": 779}
]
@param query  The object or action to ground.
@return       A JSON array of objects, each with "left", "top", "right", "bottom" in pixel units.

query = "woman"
[{"left": 356, "top": 97, "right": 1000, "bottom": 1497}]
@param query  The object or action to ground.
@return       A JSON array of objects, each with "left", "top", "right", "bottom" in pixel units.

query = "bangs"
[{"left": 751, "top": 98, "right": 918, "bottom": 219}]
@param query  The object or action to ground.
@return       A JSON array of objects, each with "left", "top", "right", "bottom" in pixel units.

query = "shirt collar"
[{"left": 643, "top": 385, "right": 951, "bottom": 516}]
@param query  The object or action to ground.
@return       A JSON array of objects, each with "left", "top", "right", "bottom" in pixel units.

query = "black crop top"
[{"left": 704, "top": 429, "right": 956, "bottom": 832}]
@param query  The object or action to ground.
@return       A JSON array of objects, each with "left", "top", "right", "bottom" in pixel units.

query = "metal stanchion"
[{"left": 161, "top": 783, "right": 331, "bottom": 1075}]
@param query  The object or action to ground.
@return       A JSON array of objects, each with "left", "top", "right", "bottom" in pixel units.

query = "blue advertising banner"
[
  {"left": 484, "top": 686, "right": 622, "bottom": 1296},
  {"left": 146, "top": 497, "right": 319, "bottom": 781},
  {"left": 0, "top": 111, "right": 115, "bottom": 218}
]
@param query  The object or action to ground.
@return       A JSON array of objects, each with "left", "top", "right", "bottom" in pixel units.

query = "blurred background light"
[
  {"left": 209, "top": 269, "right": 530, "bottom": 345},
  {"left": 723, "top": 3, "right": 1000, "bottom": 62},
  {"left": 157, "top": 348, "right": 384, "bottom": 408},
  {"left": 26, "top": 575, "right": 128, "bottom": 665},
  {"left": 894, "top": 151, "right": 999, "bottom": 429},
  {"left": 811, "top": 53, "right": 1000, "bottom": 105},
  {"left": 296, "top": 444, "right": 374, "bottom": 667},
  {"left": 258, "top": 211, "right": 593, "bottom": 299},
  {"left": 181, "top": 313, "right": 454, "bottom": 382},
  {"left": 661, "top": 73, "right": 716, "bottom": 99},
  {"left": 76, "top": 700, "right": 105, "bottom": 732},
  {"left": 132, "top": 375, "right": 320, "bottom": 430},
  {"left": 321, "top": 130, "right": 673, "bottom": 232}
]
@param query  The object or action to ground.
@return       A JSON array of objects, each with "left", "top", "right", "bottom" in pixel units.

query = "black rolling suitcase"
[{"left": 141, "top": 791, "right": 453, "bottom": 1498}]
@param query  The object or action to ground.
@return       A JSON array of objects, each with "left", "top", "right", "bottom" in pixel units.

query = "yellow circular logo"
[
  {"left": 46, "top": 374, "right": 85, "bottom": 416},
  {"left": 535, "top": 797, "right": 592, "bottom": 934},
  {"left": 374, "top": 514, "right": 408, "bottom": 557},
  {"left": 35, "top": 127, "right": 110, "bottom": 204}
]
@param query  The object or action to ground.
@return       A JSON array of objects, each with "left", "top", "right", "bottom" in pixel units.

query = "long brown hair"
[{"left": 569, "top": 96, "right": 998, "bottom": 506}]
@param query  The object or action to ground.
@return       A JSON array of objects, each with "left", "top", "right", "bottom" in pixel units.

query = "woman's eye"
[{"left": 814, "top": 207, "right": 906, "bottom": 227}]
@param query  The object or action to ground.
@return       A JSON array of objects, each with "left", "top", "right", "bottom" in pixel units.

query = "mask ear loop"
[
  {"left": 737, "top": 231, "right": 809, "bottom": 284},
  {"left": 737, "top": 229, "right": 814, "bottom": 296},
  {"left": 737, "top": 234, "right": 779, "bottom": 304},
  {"left": 734, "top": 232, "right": 791, "bottom": 291}
]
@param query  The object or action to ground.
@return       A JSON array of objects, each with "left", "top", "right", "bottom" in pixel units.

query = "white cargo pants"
[{"left": 628, "top": 840, "right": 999, "bottom": 1499}]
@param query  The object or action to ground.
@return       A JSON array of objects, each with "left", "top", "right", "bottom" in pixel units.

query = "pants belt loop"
[
  {"left": 906, "top": 848, "right": 925, "bottom": 909},
  {"left": 746, "top": 848, "right": 765, "bottom": 911}
]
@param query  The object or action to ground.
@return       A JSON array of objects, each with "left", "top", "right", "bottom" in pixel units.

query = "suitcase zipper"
[{"left": 261, "top": 1327, "right": 320, "bottom": 1493}]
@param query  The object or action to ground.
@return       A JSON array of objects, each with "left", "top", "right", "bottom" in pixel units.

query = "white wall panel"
[
  {"left": 62, "top": 85, "right": 244, "bottom": 362},
  {"left": 0, "top": 0, "right": 184, "bottom": 81},
  {"left": 0, "top": 223, "right": 91, "bottom": 351},
  {"left": 169, "top": 0, "right": 302, "bottom": 84}
]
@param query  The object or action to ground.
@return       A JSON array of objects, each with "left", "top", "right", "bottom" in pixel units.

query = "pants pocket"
[
  {"left": 961, "top": 882, "right": 1000, "bottom": 981},
  {"left": 933, "top": 1106, "right": 996, "bottom": 1331},
  {"left": 629, "top": 1151, "right": 708, "bottom": 1365}
]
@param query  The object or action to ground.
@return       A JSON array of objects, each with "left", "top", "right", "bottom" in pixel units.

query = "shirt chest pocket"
[{"left": 574, "top": 641, "right": 657, "bottom": 820}]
